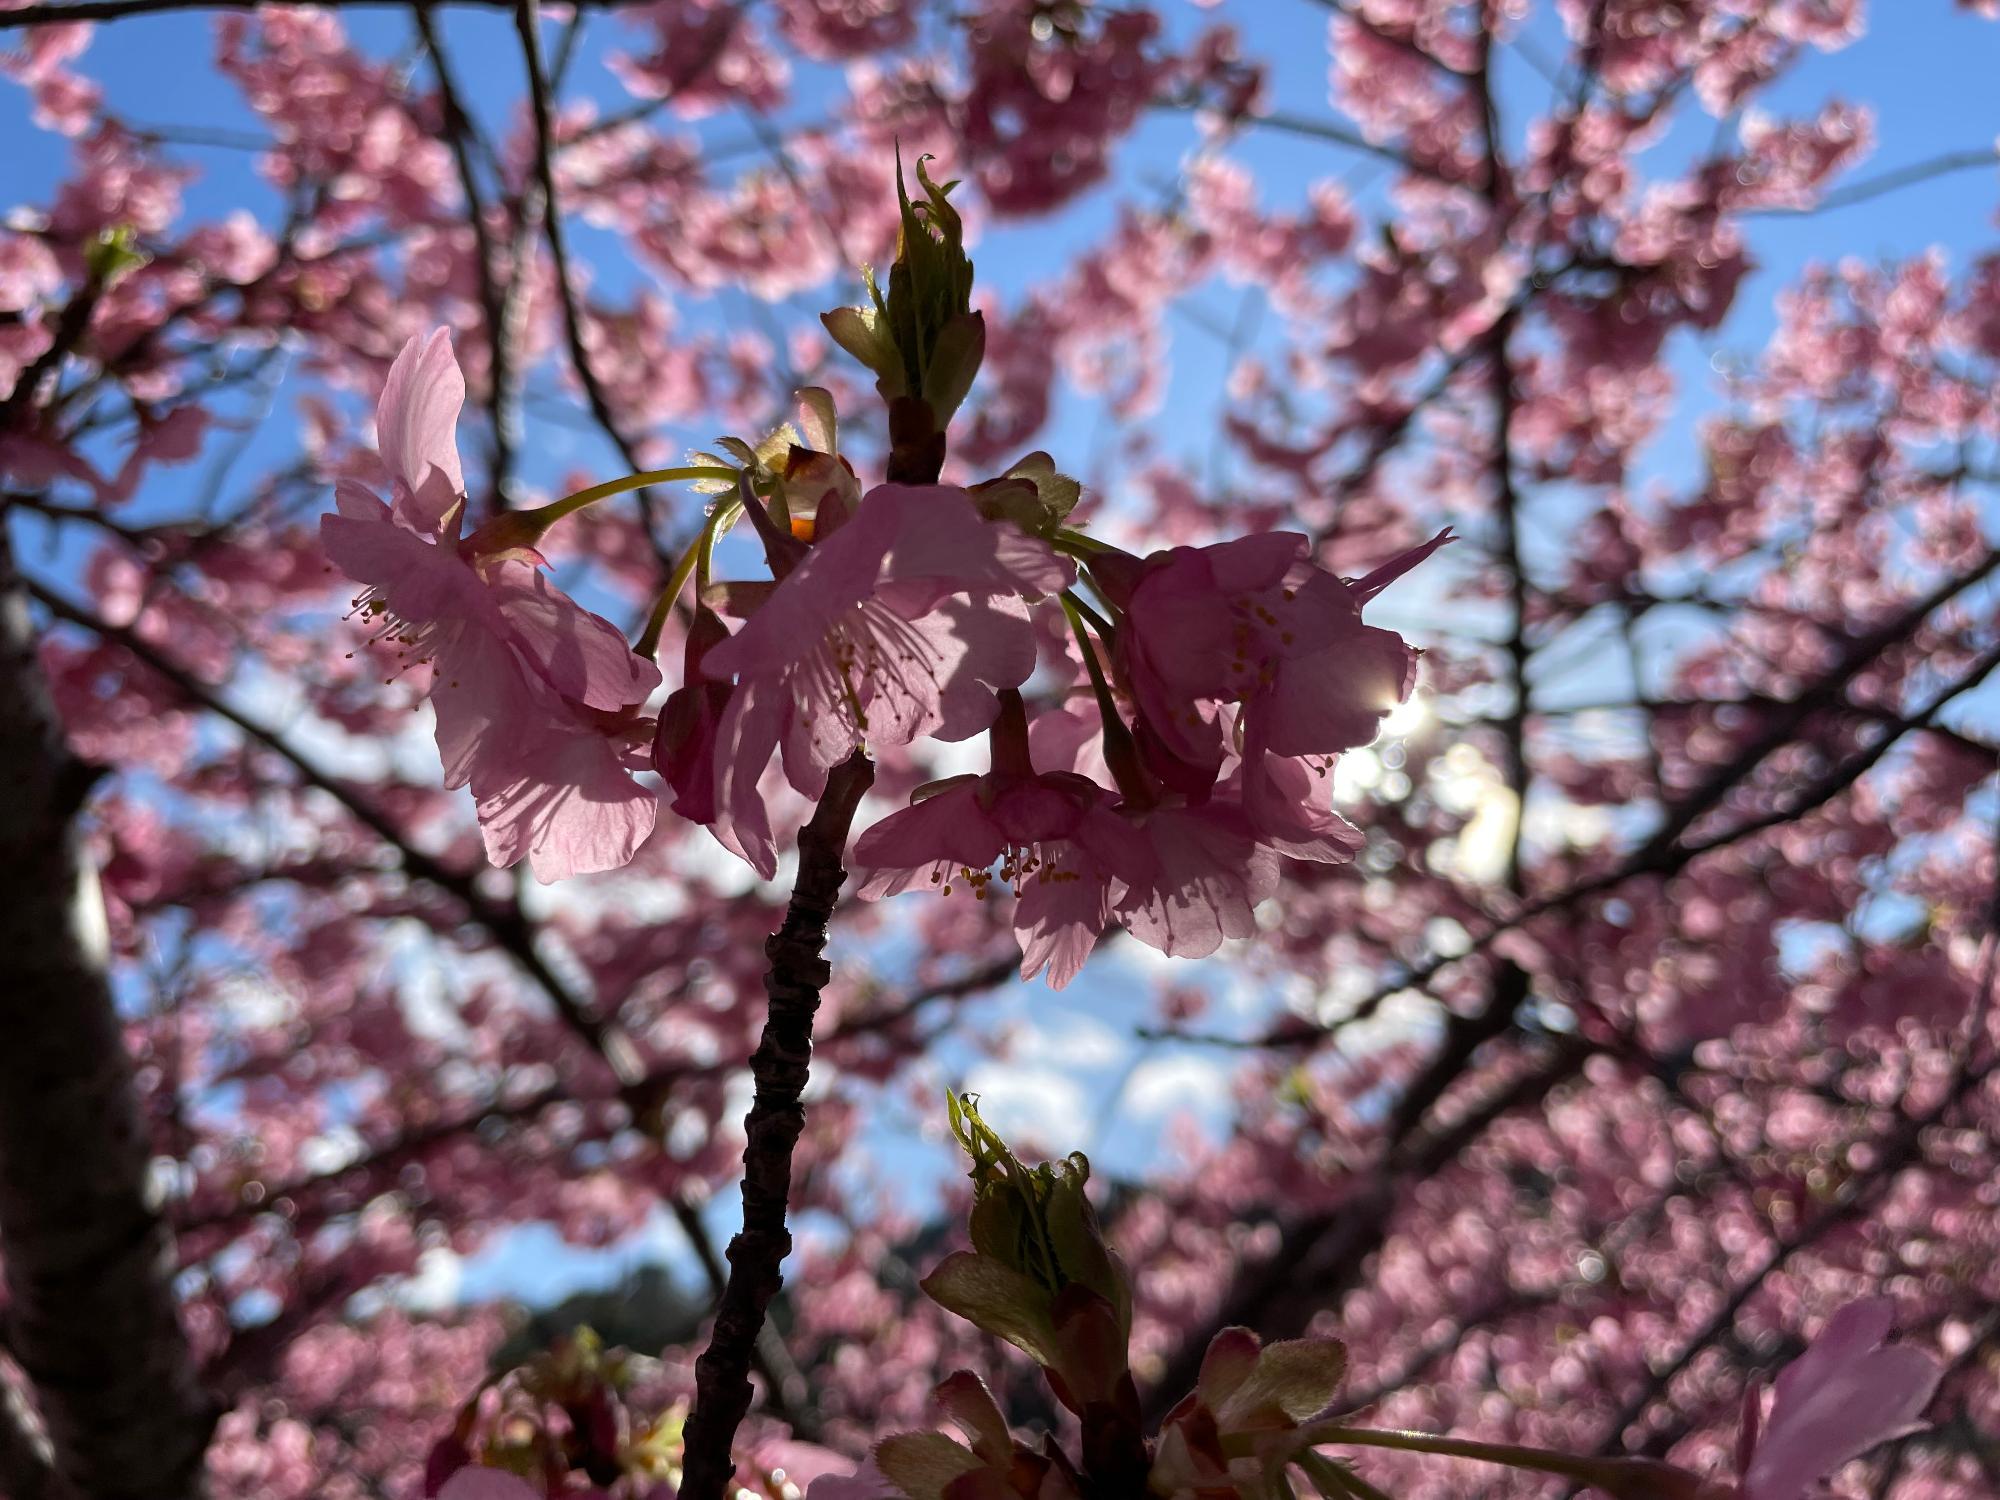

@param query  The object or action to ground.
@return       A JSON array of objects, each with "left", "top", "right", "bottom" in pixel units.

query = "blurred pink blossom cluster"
[{"left": 789, "top": 1104, "right": 1944, "bottom": 1500}]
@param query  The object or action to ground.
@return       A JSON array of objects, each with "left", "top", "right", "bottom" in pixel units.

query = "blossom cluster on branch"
[{"left": 323, "top": 165, "right": 1445, "bottom": 994}]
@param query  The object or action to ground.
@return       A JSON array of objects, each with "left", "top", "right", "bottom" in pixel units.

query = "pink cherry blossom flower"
[
  {"left": 1736, "top": 1299, "right": 1942, "bottom": 1500},
  {"left": 468, "top": 694, "right": 659, "bottom": 884},
  {"left": 1233, "top": 747, "right": 1365, "bottom": 865},
  {"left": 855, "top": 770, "right": 1145, "bottom": 990},
  {"left": 1111, "top": 801, "right": 1277, "bottom": 961},
  {"left": 654, "top": 604, "right": 774, "bottom": 875},
  {"left": 370, "top": 323, "right": 467, "bottom": 533},
  {"left": 1113, "top": 528, "right": 1449, "bottom": 775},
  {"left": 854, "top": 770, "right": 1117, "bottom": 901},
  {"left": 696, "top": 483, "right": 1070, "bottom": 876},
  {"left": 320, "top": 329, "right": 661, "bottom": 881},
  {"left": 857, "top": 687, "right": 1369, "bottom": 983},
  {"left": 1059, "top": 706, "right": 1363, "bottom": 969},
  {"left": 865, "top": 696, "right": 1372, "bottom": 984},
  {"left": 855, "top": 693, "right": 1144, "bottom": 988}
]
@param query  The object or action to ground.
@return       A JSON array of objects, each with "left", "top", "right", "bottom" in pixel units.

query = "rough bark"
[
  {"left": 0, "top": 524, "right": 214, "bottom": 1499},
  {"left": 0, "top": 1381, "right": 57, "bottom": 1500},
  {"left": 677, "top": 750, "right": 875, "bottom": 1500}
]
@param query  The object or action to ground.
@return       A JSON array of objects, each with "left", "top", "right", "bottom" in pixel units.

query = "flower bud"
[
  {"left": 919, "top": 1095, "right": 1134, "bottom": 1415},
  {"left": 822, "top": 155, "right": 983, "bottom": 483},
  {"left": 967, "top": 452, "right": 1082, "bottom": 538}
]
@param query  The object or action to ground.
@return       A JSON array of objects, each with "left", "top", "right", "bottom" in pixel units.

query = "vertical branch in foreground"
[
  {"left": 0, "top": 522, "right": 215, "bottom": 1499},
  {"left": 677, "top": 132, "right": 978, "bottom": 1499},
  {"left": 678, "top": 751, "right": 876, "bottom": 1500}
]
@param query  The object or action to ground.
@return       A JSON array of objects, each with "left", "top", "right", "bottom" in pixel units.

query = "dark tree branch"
[
  {"left": 0, "top": 1377, "right": 57, "bottom": 1500},
  {"left": 0, "top": 0, "right": 654, "bottom": 28},
  {"left": 678, "top": 751, "right": 875, "bottom": 1500},
  {"left": 0, "top": 524, "right": 215, "bottom": 1500},
  {"left": 1631, "top": 550, "right": 2000, "bottom": 865},
  {"left": 512, "top": 0, "right": 676, "bottom": 564},
  {"left": 1476, "top": 20, "right": 1526, "bottom": 893},
  {"left": 411, "top": 4, "right": 521, "bottom": 507},
  {"left": 669, "top": 1193, "right": 817, "bottom": 1440}
]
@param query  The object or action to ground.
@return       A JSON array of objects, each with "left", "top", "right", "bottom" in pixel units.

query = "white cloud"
[
  {"left": 1122, "top": 1054, "right": 1231, "bottom": 1121},
  {"left": 395, "top": 1246, "right": 464, "bottom": 1313},
  {"left": 1013, "top": 1012, "right": 1125, "bottom": 1070},
  {"left": 959, "top": 1064, "right": 1088, "bottom": 1152}
]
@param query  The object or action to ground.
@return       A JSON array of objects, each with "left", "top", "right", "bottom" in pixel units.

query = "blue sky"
[{"left": 7, "top": 2, "right": 2000, "bottom": 1308}]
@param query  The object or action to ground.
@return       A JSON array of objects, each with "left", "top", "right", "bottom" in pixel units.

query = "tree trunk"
[{"left": 0, "top": 523, "right": 214, "bottom": 1499}]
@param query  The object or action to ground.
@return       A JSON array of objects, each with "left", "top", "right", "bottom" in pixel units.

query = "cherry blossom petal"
[
  {"left": 486, "top": 562, "right": 662, "bottom": 712},
  {"left": 471, "top": 714, "right": 658, "bottom": 883},
  {"left": 1744, "top": 1300, "right": 1943, "bottom": 1500},
  {"left": 376, "top": 328, "right": 467, "bottom": 535}
]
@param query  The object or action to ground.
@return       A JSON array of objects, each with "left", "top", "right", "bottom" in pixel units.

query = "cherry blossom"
[
  {"left": 694, "top": 483, "right": 1070, "bottom": 875},
  {"left": 1108, "top": 528, "right": 1450, "bottom": 784},
  {"left": 1736, "top": 1300, "right": 1944, "bottom": 1500},
  {"left": 854, "top": 693, "right": 1148, "bottom": 987},
  {"left": 320, "top": 330, "right": 661, "bottom": 880}
]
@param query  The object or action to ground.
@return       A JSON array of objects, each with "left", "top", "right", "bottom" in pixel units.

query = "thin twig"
[
  {"left": 512, "top": 0, "right": 677, "bottom": 563},
  {"left": 1746, "top": 146, "right": 2000, "bottom": 218},
  {"left": 1153, "top": 97, "right": 1460, "bottom": 187},
  {"left": 413, "top": 3, "right": 520, "bottom": 507}
]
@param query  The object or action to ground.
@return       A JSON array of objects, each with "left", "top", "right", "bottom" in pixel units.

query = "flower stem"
[
  {"left": 696, "top": 492, "right": 727, "bottom": 595},
  {"left": 635, "top": 493, "right": 741, "bottom": 659},
  {"left": 1060, "top": 594, "right": 1154, "bottom": 809},
  {"left": 526, "top": 465, "right": 739, "bottom": 530},
  {"left": 676, "top": 750, "right": 876, "bottom": 1500},
  {"left": 635, "top": 532, "right": 705, "bottom": 660},
  {"left": 1052, "top": 526, "right": 1115, "bottom": 556},
  {"left": 1290, "top": 1426, "right": 1701, "bottom": 1498},
  {"left": 1063, "top": 589, "right": 1118, "bottom": 642}
]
